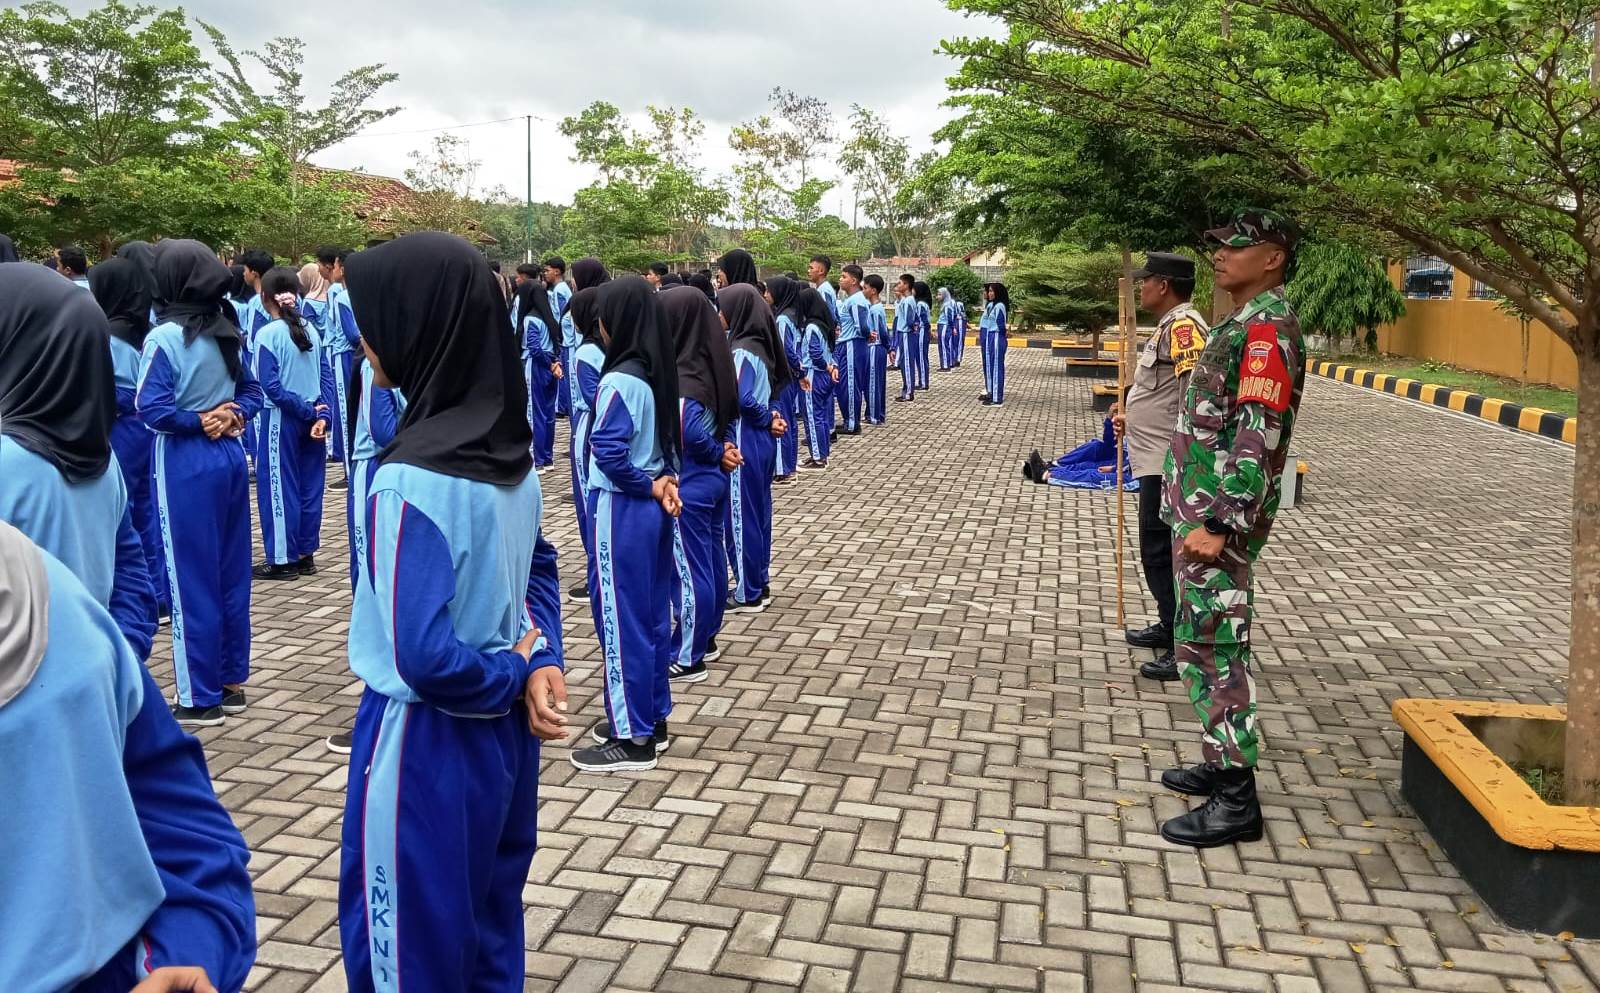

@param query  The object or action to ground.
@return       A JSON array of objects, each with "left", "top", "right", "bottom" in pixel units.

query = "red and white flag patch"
[{"left": 1237, "top": 322, "right": 1292, "bottom": 411}]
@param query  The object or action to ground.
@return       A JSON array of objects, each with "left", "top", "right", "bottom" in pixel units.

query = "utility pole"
[{"left": 525, "top": 115, "right": 534, "bottom": 265}]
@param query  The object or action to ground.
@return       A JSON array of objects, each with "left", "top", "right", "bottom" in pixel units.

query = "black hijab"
[
  {"left": 152, "top": 240, "right": 244, "bottom": 379},
  {"left": 571, "top": 257, "right": 610, "bottom": 292},
  {"left": 719, "top": 283, "right": 790, "bottom": 392},
  {"left": 598, "top": 276, "right": 679, "bottom": 467},
  {"left": 716, "top": 249, "right": 759, "bottom": 288},
  {"left": 687, "top": 272, "right": 716, "bottom": 301},
  {"left": 766, "top": 274, "right": 804, "bottom": 330},
  {"left": 88, "top": 257, "right": 153, "bottom": 351},
  {"left": 661, "top": 285, "right": 738, "bottom": 438},
  {"left": 0, "top": 235, "right": 18, "bottom": 264},
  {"left": 569, "top": 287, "right": 604, "bottom": 346},
  {"left": 515, "top": 276, "right": 558, "bottom": 337},
  {"left": 0, "top": 263, "right": 116, "bottom": 482},
  {"left": 658, "top": 272, "right": 683, "bottom": 288},
  {"left": 116, "top": 241, "right": 159, "bottom": 306},
  {"left": 346, "top": 231, "right": 532, "bottom": 486},
  {"left": 797, "top": 285, "right": 838, "bottom": 349}
]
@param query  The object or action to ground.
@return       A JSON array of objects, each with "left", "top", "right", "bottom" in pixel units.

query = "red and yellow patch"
[
  {"left": 1171, "top": 319, "right": 1196, "bottom": 351},
  {"left": 1238, "top": 322, "right": 1292, "bottom": 411}
]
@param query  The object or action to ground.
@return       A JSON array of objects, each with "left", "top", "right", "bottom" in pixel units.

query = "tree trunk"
[{"left": 1569, "top": 346, "right": 1600, "bottom": 805}]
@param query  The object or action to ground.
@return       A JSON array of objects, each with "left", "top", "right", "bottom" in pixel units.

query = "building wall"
[{"left": 1377, "top": 264, "right": 1578, "bottom": 390}]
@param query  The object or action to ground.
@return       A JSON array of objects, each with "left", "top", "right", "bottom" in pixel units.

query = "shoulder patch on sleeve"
[
  {"left": 1170, "top": 319, "right": 1197, "bottom": 351},
  {"left": 1237, "top": 322, "right": 1293, "bottom": 411}
]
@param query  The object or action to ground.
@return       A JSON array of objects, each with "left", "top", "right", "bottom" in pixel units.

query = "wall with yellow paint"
[{"left": 1375, "top": 264, "right": 1578, "bottom": 389}]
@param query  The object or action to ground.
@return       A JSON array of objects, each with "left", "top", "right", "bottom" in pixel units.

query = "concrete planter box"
[
  {"left": 1065, "top": 358, "right": 1120, "bottom": 379},
  {"left": 1394, "top": 698, "right": 1600, "bottom": 938}
]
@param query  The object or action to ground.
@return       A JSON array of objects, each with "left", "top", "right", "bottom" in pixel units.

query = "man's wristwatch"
[{"left": 1203, "top": 518, "right": 1234, "bottom": 537}]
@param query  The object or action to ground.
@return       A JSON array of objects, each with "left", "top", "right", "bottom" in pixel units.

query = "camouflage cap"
[{"left": 1204, "top": 209, "right": 1299, "bottom": 251}]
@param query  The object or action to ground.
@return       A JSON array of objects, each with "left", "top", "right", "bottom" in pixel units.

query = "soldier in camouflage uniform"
[{"left": 1157, "top": 209, "right": 1306, "bottom": 849}]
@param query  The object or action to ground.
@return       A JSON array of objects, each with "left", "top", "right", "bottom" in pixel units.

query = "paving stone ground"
[{"left": 146, "top": 346, "right": 1600, "bottom": 993}]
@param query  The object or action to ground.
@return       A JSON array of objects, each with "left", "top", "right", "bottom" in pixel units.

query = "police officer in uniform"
[
  {"left": 1158, "top": 209, "right": 1306, "bottom": 849},
  {"left": 1113, "top": 252, "right": 1208, "bottom": 681}
]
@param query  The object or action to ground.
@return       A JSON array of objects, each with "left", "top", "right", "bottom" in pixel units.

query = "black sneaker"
[
  {"left": 802, "top": 459, "right": 828, "bottom": 471},
  {"left": 567, "top": 582, "right": 591, "bottom": 604},
  {"left": 978, "top": 393, "right": 992, "bottom": 402},
  {"left": 981, "top": 398, "right": 995, "bottom": 406},
  {"left": 172, "top": 704, "right": 225, "bottom": 727},
  {"left": 590, "top": 720, "right": 670, "bottom": 750},
  {"left": 725, "top": 596, "right": 769, "bottom": 615},
  {"left": 252, "top": 561, "right": 299, "bottom": 581},
  {"left": 703, "top": 638, "right": 724, "bottom": 662},
  {"left": 221, "top": 689, "right": 247, "bottom": 714},
  {"left": 329, "top": 477, "right": 349, "bottom": 491},
  {"left": 775, "top": 474, "right": 795, "bottom": 485},
  {"left": 570, "top": 736, "right": 658, "bottom": 772},
  {"left": 295, "top": 555, "right": 317, "bottom": 576},
  {"left": 670, "top": 659, "right": 709, "bottom": 683},
  {"left": 325, "top": 731, "right": 354, "bottom": 755}
]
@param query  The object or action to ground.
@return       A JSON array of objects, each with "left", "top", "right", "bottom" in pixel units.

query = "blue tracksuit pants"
[
  {"left": 726, "top": 420, "right": 774, "bottom": 603},
  {"left": 835, "top": 340, "right": 865, "bottom": 431},
  {"left": 570, "top": 411, "right": 594, "bottom": 566},
  {"left": 866, "top": 344, "right": 888, "bottom": 423},
  {"left": 325, "top": 349, "right": 354, "bottom": 468},
  {"left": 898, "top": 331, "right": 916, "bottom": 399},
  {"left": 802, "top": 378, "right": 833, "bottom": 463},
  {"left": 258, "top": 407, "right": 326, "bottom": 565},
  {"left": 773, "top": 383, "right": 800, "bottom": 477},
  {"left": 912, "top": 329, "right": 930, "bottom": 389},
  {"left": 985, "top": 331, "right": 1008, "bottom": 403},
  {"left": 556, "top": 346, "right": 574, "bottom": 416},
  {"left": 347, "top": 457, "right": 379, "bottom": 590},
  {"left": 670, "top": 480, "right": 728, "bottom": 668},
  {"left": 339, "top": 691, "right": 540, "bottom": 993},
  {"left": 112, "top": 415, "right": 168, "bottom": 611},
  {"left": 526, "top": 362, "right": 556, "bottom": 467},
  {"left": 154, "top": 434, "right": 251, "bottom": 708},
  {"left": 587, "top": 488, "right": 673, "bottom": 739}
]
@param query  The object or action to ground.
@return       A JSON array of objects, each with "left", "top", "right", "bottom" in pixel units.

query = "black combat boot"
[
  {"left": 1125, "top": 621, "right": 1172, "bottom": 649},
  {"left": 1139, "top": 649, "right": 1179, "bottom": 681},
  {"left": 1160, "top": 762, "right": 1221, "bottom": 796},
  {"left": 1160, "top": 766, "right": 1263, "bottom": 848}
]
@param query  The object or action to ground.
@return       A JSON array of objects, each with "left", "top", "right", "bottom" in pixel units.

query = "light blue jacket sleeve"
[
  {"left": 256, "top": 339, "right": 320, "bottom": 423},
  {"left": 577, "top": 358, "right": 602, "bottom": 412},
  {"left": 590, "top": 386, "right": 657, "bottom": 499},
  {"left": 136, "top": 346, "right": 204, "bottom": 436}
]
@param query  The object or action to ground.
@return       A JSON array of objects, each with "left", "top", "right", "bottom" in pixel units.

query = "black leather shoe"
[
  {"left": 1026, "top": 450, "right": 1050, "bottom": 484},
  {"left": 1161, "top": 762, "right": 1221, "bottom": 796},
  {"left": 1160, "top": 767, "right": 1264, "bottom": 848},
  {"left": 1126, "top": 622, "right": 1172, "bottom": 649},
  {"left": 1139, "top": 649, "right": 1179, "bottom": 681}
]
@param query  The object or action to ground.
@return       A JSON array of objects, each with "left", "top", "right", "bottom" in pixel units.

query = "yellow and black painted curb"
[
  {"left": 960, "top": 334, "right": 1048, "bottom": 349},
  {"left": 1308, "top": 359, "right": 1576, "bottom": 445}
]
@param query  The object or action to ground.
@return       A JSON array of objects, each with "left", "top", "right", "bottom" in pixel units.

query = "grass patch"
[
  {"left": 1315, "top": 354, "right": 1576, "bottom": 417},
  {"left": 1514, "top": 764, "right": 1568, "bottom": 805}
]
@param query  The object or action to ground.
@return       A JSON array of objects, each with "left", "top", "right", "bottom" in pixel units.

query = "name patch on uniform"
[{"left": 1238, "top": 322, "right": 1292, "bottom": 411}]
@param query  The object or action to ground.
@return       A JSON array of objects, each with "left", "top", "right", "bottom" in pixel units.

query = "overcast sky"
[{"left": 137, "top": 0, "right": 997, "bottom": 218}]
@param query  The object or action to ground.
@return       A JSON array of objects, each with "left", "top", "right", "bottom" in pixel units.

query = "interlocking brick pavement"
[{"left": 143, "top": 347, "right": 1600, "bottom": 992}]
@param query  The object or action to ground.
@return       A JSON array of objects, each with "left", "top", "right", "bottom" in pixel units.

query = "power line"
[{"left": 343, "top": 112, "right": 559, "bottom": 140}]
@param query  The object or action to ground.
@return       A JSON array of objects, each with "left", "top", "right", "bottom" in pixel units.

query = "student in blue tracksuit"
[
  {"left": 252, "top": 268, "right": 333, "bottom": 580},
  {"left": 862, "top": 274, "right": 889, "bottom": 424},
  {"left": 764, "top": 276, "right": 807, "bottom": 481},
  {"left": 137, "top": 240, "right": 264, "bottom": 726},
  {"left": 324, "top": 250, "right": 361, "bottom": 473},
  {"left": 719, "top": 284, "right": 788, "bottom": 612},
  {"left": 515, "top": 279, "right": 561, "bottom": 470},
  {"left": 982, "top": 282, "right": 1011, "bottom": 406},
  {"left": 299, "top": 262, "right": 330, "bottom": 337},
  {"left": 337, "top": 232, "right": 569, "bottom": 993},
  {"left": 660, "top": 286, "right": 737, "bottom": 682},
  {"left": 573, "top": 276, "right": 682, "bottom": 773},
  {"left": 344, "top": 356, "right": 404, "bottom": 591},
  {"left": 893, "top": 274, "right": 916, "bottom": 402},
  {"left": 937, "top": 287, "right": 960, "bottom": 370},
  {"left": 546, "top": 256, "right": 573, "bottom": 416},
  {"left": 808, "top": 254, "right": 839, "bottom": 328},
  {"left": 913, "top": 281, "right": 934, "bottom": 391},
  {"left": 956, "top": 291, "right": 969, "bottom": 365},
  {"left": 0, "top": 264, "right": 158, "bottom": 662},
  {"left": 797, "top": 287, "right": 838, "bottom": 469},
  {"left": 565, "top": 287, "right": 607, "bottom": 604},
  {"left": 226, "top": 264, "right": 253, "bottom": 328},
  {"left": 0, "top": 519, "right": 256, "bottom": 993},
  {"left": 835, "top": 264, "right": 869, "bottom": 434},
  {"left": 92, "top": 256, "right": 169, "bottom": 617}
]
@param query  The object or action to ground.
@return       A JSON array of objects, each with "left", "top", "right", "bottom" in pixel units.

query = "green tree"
[
  {"left": 396, "top": 134, "right": 485, "bottom": 238},
  {"left": 231, "top": 148, "right": 370, "bottom": 261},
  {"left": 729, "top": 88, "right": 837, "bottom": 231},
  {"left": 1288, "top": 241, "right": 1406, "bottom": 355},
  {"left": 839, "top": 105, "right": 916, "bottom": 257},
  {"left": 477, "top": 195, "right": 567, "bottom": 266},
  {"left": 1006, "top": 245, "right": 1121, "bottom": 334},
  {"left": 199, "top": 22, "right": 399, "bottom": 167},
  {"left": 928, "top": 263, "right": 985, "bottom": 322},
  {"left": 943, "top": 0, "right": 1600, "bottom": 801},
  {"left": 741, "top": 180, "right": 863, "bottom": 275},
  {"left": 0, "top": 0, "right": 239, "bottom": 255}
]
